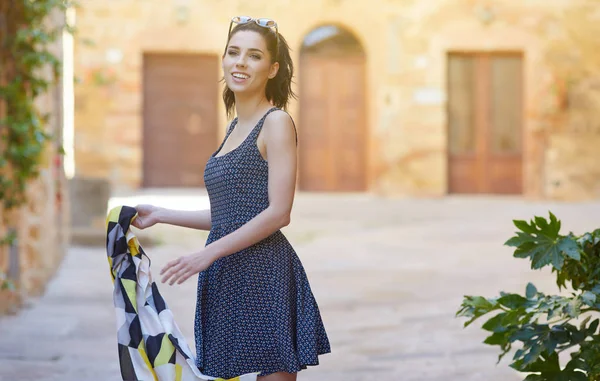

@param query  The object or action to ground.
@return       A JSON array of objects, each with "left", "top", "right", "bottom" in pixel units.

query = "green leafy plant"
[
  {"left": 0, "top": 0, "right": 75, "bottom": 288},
  {"left": 457, "top": 212, "right": 600, "bottom": 380}
]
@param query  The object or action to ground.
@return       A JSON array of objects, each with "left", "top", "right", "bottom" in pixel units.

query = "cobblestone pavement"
[{"left": 1, "top": 192, "right": 598, "bottom": 381}]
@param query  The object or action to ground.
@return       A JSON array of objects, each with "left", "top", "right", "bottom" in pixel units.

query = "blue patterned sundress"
[{"left": 194, "top": 107, "right": 331, "bottom": 378}]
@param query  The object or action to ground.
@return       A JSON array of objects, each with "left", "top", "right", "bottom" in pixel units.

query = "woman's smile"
[{"left": 231, "top": 72, "right": 250, "bottom": 83}]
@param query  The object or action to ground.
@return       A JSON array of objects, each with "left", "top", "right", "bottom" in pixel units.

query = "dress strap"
[
  {"left": 225, "top": 117, "right": 238, "bottom": 136},
  {"left": 250, "top": 107, "right": 298, "bottom": 145},
  {"left": 212, "top": 117, "right": 238, "bottom": 157},
  {"left": 249, "top": 107, "right": 279, "bottom": 141}
]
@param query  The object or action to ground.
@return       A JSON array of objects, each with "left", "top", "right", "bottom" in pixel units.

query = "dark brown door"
[
  {"left": 299, "top": 54, "right": 367, "bottom": 191},
  {"left": 447, "top": 53, "right": 523, "bottom": 194},
  {"left": 143, "top": 54, "right": 219, "bottom": 187}
]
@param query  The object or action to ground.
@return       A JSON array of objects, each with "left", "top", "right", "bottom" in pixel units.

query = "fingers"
[
  {"left": 160, "top": 257, "right": 180, "bottom": 275},
  {"left": 176, "top": 270, "right": 194, "bottom": 285},
  {"left": 131, "top": 208, "right": 146, "bottom": 229},
  {"left": 163, "top": 268, "right": 183, "bottom": 285},
  {"left": 160, "top": 258, "right": 185, "bottom": 284},
  {"left": 161, "top": 261, "right": 183, "bottom": 280},
  {"left": 169, "top": 269, "right": 191, "bottom": 286},
  {"left": 159, "top": 256, "right": 202, "bottom": 286}
]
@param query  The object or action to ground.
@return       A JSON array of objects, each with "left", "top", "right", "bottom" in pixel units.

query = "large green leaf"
[
  {"left": 513, "top": 219, "right": 539, "bottom": 235},
  {"left": 498, "top": 293, "right": 529, "bottom": 309},
  {"left": 506, "top": 232, "right": 538, "bottom": 247},
  {"left": 506, "top": 214, "right": 581, "bottom": 271},
  {"left": 530, "top": 237, "right": 564, "bottom": 270},
  {"left": 558, "top": 238, "right": 580, "bottom": 260},
  {"left": 482, "top": 312, "right": 509, "bottom": 333}
]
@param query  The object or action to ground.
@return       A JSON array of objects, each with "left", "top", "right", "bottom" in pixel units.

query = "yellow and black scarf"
[{"left": 106, "top": 205, "right": 258, "bottom": 381}]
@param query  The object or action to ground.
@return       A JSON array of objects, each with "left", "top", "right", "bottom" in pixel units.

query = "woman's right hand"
[{"left": 132, "top": 204, "right": 161, "bottom": 230}]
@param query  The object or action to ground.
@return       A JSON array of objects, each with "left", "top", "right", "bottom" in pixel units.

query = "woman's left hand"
[{"left": 160, "top": 251, "right": 215, "bottom": 285}]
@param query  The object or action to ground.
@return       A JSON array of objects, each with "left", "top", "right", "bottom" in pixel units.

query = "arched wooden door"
[{"left": 299, "top": 26, "right": 367, "bottom": 192}]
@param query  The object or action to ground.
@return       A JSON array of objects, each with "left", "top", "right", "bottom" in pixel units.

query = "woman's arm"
[
  {"left": 157, "top": 208, "right": 212, "bottom": 231},
  {"left": 160, "top": 110, "right": 297, "bottom": 284},
  {"left": 132, "top": 204, "right": 211, "bottom": 231}
]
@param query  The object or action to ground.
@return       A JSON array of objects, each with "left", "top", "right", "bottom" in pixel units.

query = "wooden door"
[
  {"left": 299, "top": 54, "right": 367, "bottom": 191},
  {"left": 143, "top": 54, "right": 219, "bottom": 187},
  {"left": 447, "top": 53, "right": 523, "bottom": 194}
]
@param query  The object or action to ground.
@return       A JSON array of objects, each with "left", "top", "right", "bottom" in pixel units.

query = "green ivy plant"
[
  {"left": 0, "top": 0, "right": 75, "bottom": 289},
  {"left": 457, "top": 212, "right": 600, "bottom": 380}
]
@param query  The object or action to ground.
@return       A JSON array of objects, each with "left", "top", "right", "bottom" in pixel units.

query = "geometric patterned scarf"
[{"left": 106, "top": 205, "right": 258, "bottom": 381}]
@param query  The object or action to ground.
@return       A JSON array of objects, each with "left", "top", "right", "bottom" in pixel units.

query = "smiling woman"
[{"left": 133, "top": 16, "right": 331, "bottom": 381}]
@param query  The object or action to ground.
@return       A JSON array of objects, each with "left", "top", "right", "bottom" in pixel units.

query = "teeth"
[{"left": 233, "top": 73, "right": 249, "bottom": 79}]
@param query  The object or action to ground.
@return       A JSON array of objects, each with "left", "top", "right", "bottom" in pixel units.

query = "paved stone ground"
[{"left": 1, "top": 192, "right": 598, "bottom": 381}]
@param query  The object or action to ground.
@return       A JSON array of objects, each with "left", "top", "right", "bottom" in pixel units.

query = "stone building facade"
[
  {"left": 73, "top": 0, "right": 600, "bottom": 200},
  {"left": 0, "top": 9, "right": 70, "bottom": 313}
]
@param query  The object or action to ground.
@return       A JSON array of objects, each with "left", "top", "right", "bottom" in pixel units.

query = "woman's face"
[{"left": 222, "top": 30, "right": 279, "bottom": 95}]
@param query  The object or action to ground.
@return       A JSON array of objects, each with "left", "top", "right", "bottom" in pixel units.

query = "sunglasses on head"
[{"left": 226, "top": 16, "right": 279, "bottom": 59}]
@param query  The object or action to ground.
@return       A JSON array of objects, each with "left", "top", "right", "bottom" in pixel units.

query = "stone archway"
[{"left": 298, "top": 25, "right": 367, "bottom": 192}]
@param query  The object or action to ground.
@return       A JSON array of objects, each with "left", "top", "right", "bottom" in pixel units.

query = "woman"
[{"left": 133, "top": 16, "right": 331, "bottom": 381}]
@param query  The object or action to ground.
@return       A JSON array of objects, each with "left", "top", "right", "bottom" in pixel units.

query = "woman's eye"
[
  {"left": 251, "top": 54, "right": 261, "bottom": 59},
  {"left": 227, "top": 50, "right": 238, "bottom": 56}
]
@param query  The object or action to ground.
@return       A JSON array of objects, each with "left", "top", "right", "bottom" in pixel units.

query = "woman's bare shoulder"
[{"left": 263, "top": 109, "right": 297, "bottom": 143}]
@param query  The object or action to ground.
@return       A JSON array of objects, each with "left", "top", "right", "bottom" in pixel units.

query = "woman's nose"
[{"left": 235, "top": 56, "right": 247, "bottom": 67}]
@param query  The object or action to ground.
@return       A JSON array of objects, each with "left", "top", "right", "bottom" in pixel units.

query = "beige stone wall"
[
  {"left": 544, "top": 77, "right": 600, "bottom": 200},
  {"left": 73, "top": 0, "right": 600, "bottom": 199},
  {"left": 0, "top": 9, "right": 70, "bottom": 313}
]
